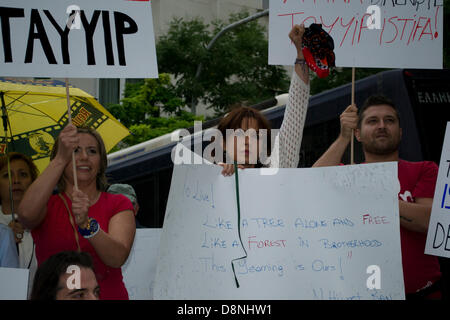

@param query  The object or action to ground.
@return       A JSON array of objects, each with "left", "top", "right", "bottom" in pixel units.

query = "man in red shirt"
[{"left": 313, "top": 95, "right": 442, "bottom": 299}]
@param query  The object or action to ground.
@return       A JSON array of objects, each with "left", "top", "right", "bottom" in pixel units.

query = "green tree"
[
  {"left": 156, "top": 12, "right": 290, "bottom": 116},
  {"left": 108, "top": 73, "right": 183, "bottom": 126},
  {"left": 108, "top": 73, "right": 203, "bottom": 149}
]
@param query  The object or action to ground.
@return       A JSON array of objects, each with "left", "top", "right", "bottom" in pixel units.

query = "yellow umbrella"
[{"left": 0, "top": 77, "right": 129, "bottom": 173}]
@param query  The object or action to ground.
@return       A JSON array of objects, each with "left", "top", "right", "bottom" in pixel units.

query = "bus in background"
[{"left": 106, "top": 68, "right": 450, "bottom": 228}]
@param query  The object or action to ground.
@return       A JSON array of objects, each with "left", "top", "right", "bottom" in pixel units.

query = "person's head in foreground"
[{"left": 30, "top": 250, "right": 100, "bottom": 300}]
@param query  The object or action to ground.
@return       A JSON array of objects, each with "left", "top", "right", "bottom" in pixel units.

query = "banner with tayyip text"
[{"left": 0, "top": 0, "right": 158, "bottom": 78}]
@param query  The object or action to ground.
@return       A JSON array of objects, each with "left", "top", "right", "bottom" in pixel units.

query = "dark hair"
[
  {"left": 50, "top": 126, "right": 108, "bottom": 191},
  {"left": 0, "top": 152, "right": 39, "bottom": 182},
  {"left": 30, "top": 251, "right": 95, "bottom": 300},
  {"left": 357, "top": 95, "right": 401, "bottom": 128},
  {"left": 216, "top": 106, "right": 272, "bottom": 166}
]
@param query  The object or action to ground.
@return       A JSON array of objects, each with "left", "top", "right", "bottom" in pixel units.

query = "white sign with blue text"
[
  {"left": 0, "top": 0, "right": 158, "bottom": 78},
  {"left": 426, "top": 122, "right": 450, "bottom": 258},
  {"left": 154, "top": 161, "right": 405, "bottom": 299}
]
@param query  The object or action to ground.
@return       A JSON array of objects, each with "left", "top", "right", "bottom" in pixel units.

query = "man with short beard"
[{"left": 313, "top": 95, "right": 443, "bottom": 299}]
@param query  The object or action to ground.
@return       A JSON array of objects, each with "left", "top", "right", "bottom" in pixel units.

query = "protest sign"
[
  {"left": 154, "top": 161, "right": 404, "bottom": 299},
  {"left": 122, "top": 228, "right": 162, "bottom": 300},
  {"left": 0, "top": 267, "right": 29, "bottom": 299},
  {"left": 269, "top": 0, "right": 443, "bottom": 68},
  {"left": 0, "top": 0, "right": 158, "bottom": 78},
  {"left": 426, "top": 122, "right": 450, "bottom": 258}
]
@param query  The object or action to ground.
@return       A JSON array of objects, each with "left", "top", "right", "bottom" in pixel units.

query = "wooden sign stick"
[{"left": 65, "top": 78, "right": 79, "bottom": 191}]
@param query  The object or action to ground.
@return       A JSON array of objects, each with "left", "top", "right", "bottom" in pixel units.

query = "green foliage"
[
  {"left": 123, "top": 111, "right": 203, "bottom": 147},
  {"left": 110, "top": 5, "right": 450, "bottom": 152},
  {"left": 156, "top": 12, "right": 290, "bottom": 116},
  {"left": 108, "top": 74, "right": 184, "bottom": 127},
  {"left": 108, "top": 73, "right": 203, "bottom": 151}
]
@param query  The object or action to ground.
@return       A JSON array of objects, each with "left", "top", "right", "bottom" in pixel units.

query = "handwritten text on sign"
[
  {"left": 426, "top": 122, "right": 450, "bottom": 258},
  {"left": 154, "top": 161, "right": 404, "bottom": 299},
  {"left": 0, "top": 0, "right": 158, "bottom": 78},
  {"left": 269, "top": 0, "right": 443, "bottom": 68},
  {"left": 0, "top": 268, "right": 29, "bottom": 300}
]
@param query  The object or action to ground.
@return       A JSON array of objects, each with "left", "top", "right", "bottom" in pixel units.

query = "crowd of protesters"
[{"left": 0, "top": 24, "right": 445, "bottom": 301}]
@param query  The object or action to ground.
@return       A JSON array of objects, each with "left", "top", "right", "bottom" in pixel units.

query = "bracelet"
[
  {"left": 295, "top": 58, "right": 307, "bottom": 65},
  {"left": 78, "top": 217, "right": 100, "bottom": 239}
]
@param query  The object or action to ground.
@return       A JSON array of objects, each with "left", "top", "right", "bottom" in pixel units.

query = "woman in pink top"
[{"left": 18, "top": 126, "right": 135, "bottom": 300}]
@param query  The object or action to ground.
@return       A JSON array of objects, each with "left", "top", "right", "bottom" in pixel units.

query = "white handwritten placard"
[
  {"left": 269, "top": 0, "right": 443, "bottom": 68},
  {"left": 0, "top": 0, "right": 158, "bottom": 78},
  {"left": 154, "top": 161, "right": 405, "bottom": 299},
  {"left": 122, "top": 228, "right": 162, "bottom": 300},
  {"left": 426, "top": 122, "right": 450, "bottom": 258}
]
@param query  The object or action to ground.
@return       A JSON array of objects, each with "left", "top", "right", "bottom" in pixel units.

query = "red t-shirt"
[
  {"left": 32, "top": 192, "right": 134, "bottom": 300},
  {"left": 397, "top": 159, "right": 441, "bottom": 295}
]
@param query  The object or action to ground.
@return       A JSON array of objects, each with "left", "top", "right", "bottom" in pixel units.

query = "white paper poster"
[
  {"left": 154, "top": 161, "right": 404, "bottom": 299},
  {"left": 269, "top": 0, "right": 443, "bottom": 68}
]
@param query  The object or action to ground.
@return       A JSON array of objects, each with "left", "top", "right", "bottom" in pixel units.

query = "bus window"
[{"left": 406, "top": 72, "right": 450, "bottom": 164}]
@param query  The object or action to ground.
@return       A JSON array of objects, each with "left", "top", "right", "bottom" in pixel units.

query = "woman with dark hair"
[
  {"left": 217, "top": 24, "right": 310, "bottom": 176},
  {"left": 18, "top": 125, "right": 135, "bottom": 300},
  {"left": 30, "top": 250, "right": 99, "bottom": 300},
  {"left": 0, "top": 152, "right": 39, "bottom": 290}
]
